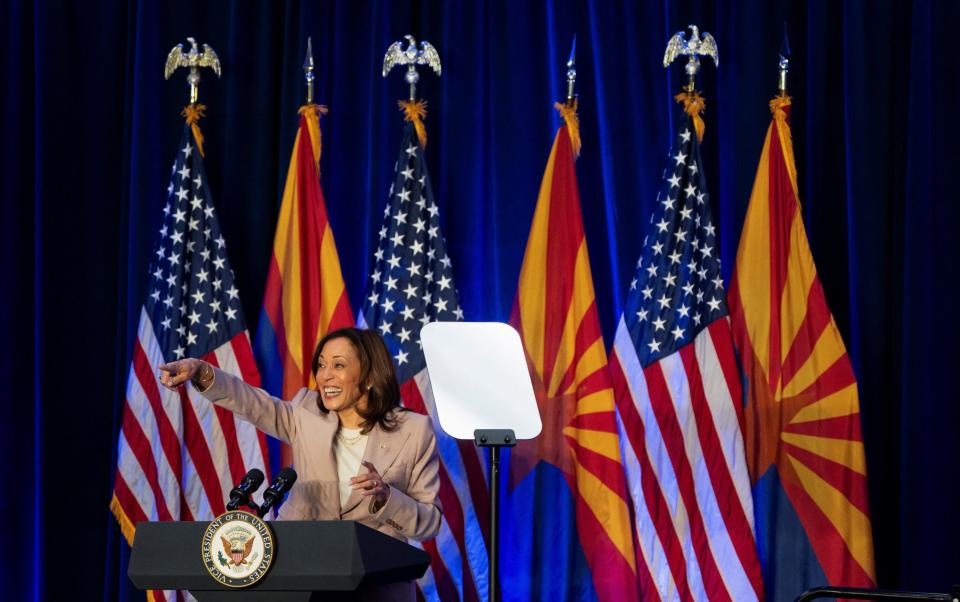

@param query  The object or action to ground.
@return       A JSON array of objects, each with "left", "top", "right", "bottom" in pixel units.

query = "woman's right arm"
[{"left": 159, "top": 359, "right": 298, "bottom": 443}]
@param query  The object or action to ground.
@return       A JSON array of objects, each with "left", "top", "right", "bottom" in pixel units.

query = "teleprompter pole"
[{"left": 474, "top": 429, "right": 516, "bottom": 602}]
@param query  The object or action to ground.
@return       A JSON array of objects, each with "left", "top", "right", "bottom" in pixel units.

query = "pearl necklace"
[{"left": 336, "top": 429, "right": 365, "bottom": 446}]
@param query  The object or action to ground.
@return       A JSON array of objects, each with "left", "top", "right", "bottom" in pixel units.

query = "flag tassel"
[
  {"left": 181, "top": 103, "right": 207, "bottom": 156},
  {"left": 298, "top": 103, "right": 329, "bottom": 167},
  {"left": 554, "top": 99, "right": 582, "bottom": 157},
  {"left": 674, "top": 91, "right": 706, "bottom": 142},
  {"left": 399, "top": 99, "right": 428, "bottom": 148}
]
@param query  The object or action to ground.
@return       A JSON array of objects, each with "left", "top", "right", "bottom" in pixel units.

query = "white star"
[
  {"left": 196, "top": 269, "right": 208, "bottom": 283},
  {"left": 401, "top": 167, "right": 414, "bottom": 180},
  {"left": 637, "top": 309, "right": 648, "bottom": 322},
  {"left": 663, "top": 273, "right": 677, "bottom": 288},
  {"left": 453, "top": 307, "right": 464, "bottom": 320},
  {"left": 669, "top": 250, "right": 682, "bottom": 265},
  {"left": 385, "top": 275, "right": 398, "bottom": 290},
  {"left": 657, "top": 294, "right": 671, "bottom": 309},
  {"left": 397, "top": 327, "right": 411, "bottom": 342},
  {"left": 699, "top": 245, "right": 713, "bottom": 258},
  {"left": 678, "top": 304, "right": 690, "bottom": 318},
  {"left": 679, "top": 207, "right": 693, "bottom": 220},
  {"left": 652, "top": 242, "right": 664, "bottom": 255},
  {"left": 433, "top": 298, "right": 447, "bottom": 312},
  {"left": 397, "top": 188, "right": 411, "bottom": 202},
  {"left": 428, "top": 226, "right": 438, "bottom": 238},
  {"left": 187, "top": 217, "right": 199, "bottom": 231},
  {"left": 646, "top": 264, "right": 658, "bottom": 278},
  {"left": 673, "top": 151, "right": 687, "bottom": 166},
  {"left": 438, "top": 275, "right": 451, "bottom": 290},
  {"left": 201, "top": 249, "right": 211, "bottom": 261},
  {"left": 387, "top": 254, "right": 401, "bottom": 270},
  {"left": 160, "top": 316, "right": 171, "bottom": 330},
  {"left": 395, "top": 350, "right": 409, "bottom": 365},
  {"left": 427, "top": 204, "right": 439, "bottom": 217},
  {"left": 186, "top": 331, "right": 198, "bottom": 346},
  {"left": 404, "top": 283, "right": 418, "bottom": 299},
  {"left": 684, "top": 183, "right": 697, "bottom": 198},
  {"left": 406, "top": 262, "right": 421, "bottom": 277},
  {"left": 224, "top": 307, "right": 238, "bottom": 321},
  {"left": 166, "top": 274, "right": 176, "bottom": 288},
  {"left": 205, "top": 318, "right": 219, "bottom": 334},
  {"left": 190, "top": 196, "right": 203, "bottom": 210},
  {"left": 226, "top": 285, "right": 239, "bottom": 300},
  {"left": 692, "top": 312, "right": 702, "bottom": 325},
  {"left": 415, "top": 196, "right": 426, "bottom": 210},
  {"left": 410, "top": 240, "right": 424, "bottom": 256},
  {"left": 712, "top": 275, "right": 724, "bottom": 289},
  {"left": 383, "top": 298, "right": 396, "bottom": 313},
  {"left": 671, "top": 325, "right": 685, "bottom": 340},
  {"left": 401, "top": 306, "right": 415, "bottom": 321},
  {"left": 213, "top": 257, "right": 226, "bottom": 270},
  {"left": 682, "top": 282, "right": 695, "bottom": 296},
  {"left": 707, "top": 297, "right": 722, "bottom": 312},
  {"left": 667, "top": 173, "right": 681, "bottom": 188},
  {"left": 641, "top": 286, "right": 653, "bottom": 299},
  {"left": 406, "top": 144, "right": 418, "bottom": 156},
  {"left": 209, "top": 299, "right": 221, "bottom": 314},
  {"left": 440, "top": 255, "right": 452, "bottom": 268},
  {"left": 194, "top": 175, "right": 202, "bottom": 188},
  {"left": 647, "top": 339, "right": 661, "bottom": 353},
  {"left": 656, "top": 219, "right": 669, "bottom": 233},
  {"left": 212, "top": 278, "right": 222, "bottom": 291},
  {"left": 215, "top": 236, "right": 225, "bottom": 249},
  {"left": 187, "top": 310, "right": 201, "bottom": 325},
  {"left": 652, "top": 317, "right": 666, "bottom": 331},
  {"left": 174, "top": 345, "right": 185, "bottom": 359},
  {"left": 703, "top": 223, "right": 716, "bottom": 237},
  {"left": 374, "top": 248, "right": 385, "bottom": 261},
  {"left": 413, "top": 218, "right": 426, "bottom": 233},
  {"left": 371, "top": 270, "right": 382, "bottom": 283},
  {"left": 698, "top": 267, "right": 708, "bottom": 280},
  {"left": 368, "top": 291, "right": 379, "bottom": 304},
  {"left": 673, "top": 230, "right": 687, "bottom": 243},
  {"left": 167, "top": 252, "right": 180, "bottom": 266},
  {"left": 662, "top": 196, "right": 676, "bottom": 210},
  {"left": 391, "top": 232, "right": 404, "bottom": 246},
  {"left": 424, "top": 270, "right": 434, "bottom": 283},
  {"left": 688, "top": 162, "right": 699, "bottom": 175},
  {"left": 191, "top": 290, "right": 205, "bottom": 305},
  {"left": 173, "top": 208, "right": 186, "bottom": 222},
  {"left": 379, "top": 226, "right": 388, "bottom": 239},
  {"left": 178, "top": 165, "right": 190, "bottom": 179},
  {"left": 393, "top": 211, "right": 408, "bottom": 225},
  {"left": 630, "top": 277, "right": 638, "bottom": 290},
  {"left": 680, "top": 129, "right": 691, "bottom": 142},
  {"left": 176, "top": 324, "right": 186, "bottom": 337},
  {"left": 379, "top": 320, "right": 392, "bottom": 335},
  {"left": 150, "top": 289, "right": 161, "bottom": 302}
]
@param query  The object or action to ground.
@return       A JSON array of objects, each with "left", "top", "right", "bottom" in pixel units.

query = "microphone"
[
  {"left": 257, "top": 467, "right": 298, "bottom": 518},
  {"left": 225, "top": 468, "right": 265, "bottom": 511}
]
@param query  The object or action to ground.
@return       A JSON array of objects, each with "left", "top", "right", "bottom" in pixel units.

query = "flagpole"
[{"left": 303, "top": 37, "right": 315, "bottom": 104}]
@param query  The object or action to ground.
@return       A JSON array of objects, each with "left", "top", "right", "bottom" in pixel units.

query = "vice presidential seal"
[{"left": 201, "top": 511, "right": 273, "bottom": 587}]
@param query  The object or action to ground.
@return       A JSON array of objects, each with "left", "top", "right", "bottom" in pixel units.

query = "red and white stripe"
[
  {"left": 113, "top": 308, "right": 270, "bottom": 602},
  {"left": 400, "top": 369, "right": 490, "bottom": 602},
  {"left": 610, "top": 316, "right": 763, "bottom": 602}
]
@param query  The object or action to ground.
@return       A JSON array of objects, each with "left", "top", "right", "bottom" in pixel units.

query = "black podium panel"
[{"left": 128, "top": 520, "right": 429, "bottom": 601}]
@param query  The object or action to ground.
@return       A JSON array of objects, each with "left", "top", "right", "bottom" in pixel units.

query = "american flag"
[
  {"left": 359, "top": 120, "right": 490, "bottom": 602},
  {"left": 111, "top": 122, "right": 270, "bottom": 601},
  {"left": 608, "top": 113, "right": 765, "bottom": 601}
]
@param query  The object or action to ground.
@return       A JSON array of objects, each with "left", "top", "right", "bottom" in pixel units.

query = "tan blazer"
[{"left": 200, "top": 368, "right": 442, "bottom": 543}]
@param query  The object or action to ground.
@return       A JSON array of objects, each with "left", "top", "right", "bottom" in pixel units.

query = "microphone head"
[
  {"left": 274, "top": 467, "right": 297, "bottom": 486},
  {"left": 245, "top": 468, "right": 265, "bottom": 488}
]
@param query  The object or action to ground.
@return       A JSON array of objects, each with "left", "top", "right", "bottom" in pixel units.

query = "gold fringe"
[
  {"left": 109, "top": 493, "right": 137, "bottom": 547},
  {"left": 769, "top": 93, "right": 792, "bottom": 121},
  {"left": 298, "top": 103, "right": 329, "bottom": 165},
  {"left": 554, "top": 100, "right": 582, "bottom": 157},
  {"left": 181, "top": 103, "right": 207, "bottom": 157},
  {"left": 398, "top": 99, "right": 428, "bottom": 148},
  {"left": 674, "top": 91, "right": 706, "bottom": 142}
]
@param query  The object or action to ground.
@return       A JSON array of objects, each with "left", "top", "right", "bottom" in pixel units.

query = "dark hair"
[{"left": 311, "top": 327, "right": 403, "bottom": 433}]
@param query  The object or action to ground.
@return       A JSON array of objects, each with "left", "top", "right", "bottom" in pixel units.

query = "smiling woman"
[{"left": 157, "top": 327, "right": 442, "bottom": 601}]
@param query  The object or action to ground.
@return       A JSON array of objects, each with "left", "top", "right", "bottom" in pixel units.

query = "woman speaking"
[{"left": 159, "top": 327, "right": 441, "bottom": 600}]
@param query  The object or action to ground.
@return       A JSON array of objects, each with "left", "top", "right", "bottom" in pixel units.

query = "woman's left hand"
[{"left": 352, "top": 460, "right": 390, "bottom": 508}]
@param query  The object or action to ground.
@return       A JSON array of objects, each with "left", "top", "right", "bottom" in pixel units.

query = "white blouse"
[{"left": 333, "top": 426, "right": 369, "bottom": 506}]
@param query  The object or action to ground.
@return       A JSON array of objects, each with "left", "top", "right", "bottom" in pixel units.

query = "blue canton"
[
  {"left": 361, "top": 122, "right": 464, "bottom": 383},
  {"left": 623, "top": 115, "right": 727, "bottom": 367},
  {"left": 144, "top": 125, "right": 247, "bottom": 361}
]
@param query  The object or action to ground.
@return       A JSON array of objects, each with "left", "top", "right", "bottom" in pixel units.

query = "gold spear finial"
[
  {"left": 303, "top": 37, "right": 315, "bottom": 104},
  {"left": 164, "top": 37, "right": 222, "bottom": 105}
]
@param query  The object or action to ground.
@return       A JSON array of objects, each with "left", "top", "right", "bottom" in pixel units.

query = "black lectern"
[{"left": 129, "top": 520, "right": 430, "bottom": 601}]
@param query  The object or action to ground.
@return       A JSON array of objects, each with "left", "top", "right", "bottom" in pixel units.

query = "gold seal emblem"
[{"left": 201, "top": 511, "right": 273, "bottom": 587}]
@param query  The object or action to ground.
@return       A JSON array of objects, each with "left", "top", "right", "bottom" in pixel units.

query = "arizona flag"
[
  {"left": 254, "top": 103, "right": 353, "bottom": 467},
  {"left": 728, "top": 95, "right": 875, "bottom": 600},
  {"left": 505, "top": 101, "right": 640, "bottom": 601}
]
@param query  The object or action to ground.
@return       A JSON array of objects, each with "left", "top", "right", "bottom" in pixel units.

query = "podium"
[{"left": 129, "top": 520, "right": 430, "bottom": 601}]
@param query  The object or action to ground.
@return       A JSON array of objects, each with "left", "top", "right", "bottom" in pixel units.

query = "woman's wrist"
[{"left": 192, "top": 361, "right": 214, "bottom": 391}]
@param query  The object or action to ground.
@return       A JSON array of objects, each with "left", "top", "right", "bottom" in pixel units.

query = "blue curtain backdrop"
[{"left": 2, "top": 0, "right": 958, "bottom": 599}]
